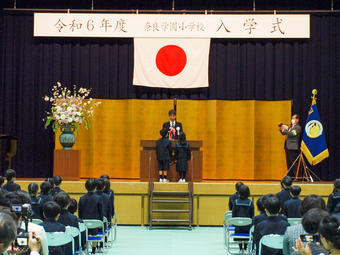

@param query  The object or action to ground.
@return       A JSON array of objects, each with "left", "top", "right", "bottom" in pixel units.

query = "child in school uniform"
[
  {"left": 79, "top": 179, "right": 103, "bottom": 254},
  {"left": 42, "top": 201, "right": 66, "bottom": 255},
  {"left": 3, "top": 169, "right": 21, "bottom": 192},
  {"left": 175, "top": 132, "right": 191, "bottom": 183},
  {"left": 28, "top": 182, "right": 42, "bottom": 219},
  {"left": 53, "top": 176, "right": 65, "bottom": 194},
  {"left": 232, "top": 184, "right": 254, "bottom": 252},
  {"left": 38, "top": 181, "right": 53, "bottom": 219},
  {"left": 156, "top": 128, "right": 172, "bottom": 182},
  {"left": 327, "top": 178, "right": 340, "bottom": 214},
  {"left": 283, "top": 185, "right": 302, "bottom": 218},
  {"left": 101, "top": 176, "right": 115, "bottom": 219}
]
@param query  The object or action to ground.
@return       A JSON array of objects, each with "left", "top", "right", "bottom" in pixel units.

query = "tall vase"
[{"left": 59, "top": 124, "right": 76, "bottom": 150}]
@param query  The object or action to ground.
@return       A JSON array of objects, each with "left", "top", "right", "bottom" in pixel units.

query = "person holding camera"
[
  {"left": 278, "top": 114, "right": 302, "bottom": 178},
  {"left": 293, "top": 214, "right": 340, "bottom": 255}
]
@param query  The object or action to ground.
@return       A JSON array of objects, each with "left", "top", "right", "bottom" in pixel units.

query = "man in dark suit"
[
  {"left": 162, "top": 109, "right": 183, "bottom": 140},
  {"left": 3, "top": 169, "right": 20, "bottom": 192},
  {"left": 279, "top": 114, "right": 302, "bottom": 177}
]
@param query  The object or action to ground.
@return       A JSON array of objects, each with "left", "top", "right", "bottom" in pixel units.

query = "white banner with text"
[{"left": 34, "top": 13, "right": 310, "bottom": 38}]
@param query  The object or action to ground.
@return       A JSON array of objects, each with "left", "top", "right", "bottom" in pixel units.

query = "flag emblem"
[
  {"left": 305, "top": 120, "right": 323, "bottom": 138},
  {"left": 155, "top": 45, "right": 187, "bottom": 76}
]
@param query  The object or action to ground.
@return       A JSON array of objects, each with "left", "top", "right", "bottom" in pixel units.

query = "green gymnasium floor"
[{"left": 106, "top": 226, "right": 226, "bottom": 255}]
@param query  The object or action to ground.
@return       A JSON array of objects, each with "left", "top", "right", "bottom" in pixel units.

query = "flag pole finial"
[{"left": 311, "top": 89, "right": 317, "bottom": 105}]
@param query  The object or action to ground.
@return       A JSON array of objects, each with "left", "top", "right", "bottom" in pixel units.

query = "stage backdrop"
[{"left": 55, "top": 99, "right": 291, "bottom": 180}]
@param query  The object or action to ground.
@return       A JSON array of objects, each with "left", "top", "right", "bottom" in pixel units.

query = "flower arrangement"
[{"left": 44, "top": 82, "right": 101, "bottom": 133}]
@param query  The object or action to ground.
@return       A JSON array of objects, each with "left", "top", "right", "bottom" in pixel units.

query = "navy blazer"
[
  {"left": 78, "top": 192, "right": 103, "bottom": 220},
  {"left": 95, "top": 190, "right": 111, "bottom": 221},
  {"left": 283, "top": 197, "right": 302, "bottom": 218},
  {"left": 30, "top": 196, "right": 42, "bottom": 219},
  {"left": 42, "top": 218, "right": 66, "bottom": 255},
  {"left": 3, "top": 181, "right": 21, "bottom": 192},
  {"left": 58, "top": 209, "right": 79, "bottom": 228},
  {"left": 228, "top": 192, "right": 238, "bottom": 211},
  {"left": 156, "top": 137, "right": 172, "bottom": 161},
  {"left": 276, "top": 188, "right": 292, "bottom": 213},
  {"left": 327, "top": 190, "right": 340, "bottom": 214},
  {"left": 38, "top": 193, "right": 53, "bottom": 219},
  {"left": 104, "top": 189, "right": 115, "bottom": 216},
  {"left": 253, "top": 213, "right": 267, "bottom": 227},
  {"left": 254, "top": 216, "right": 290, "bottom": 255},
  {"left": 54, "top": 187, "right": 65, "bottom": 194}
]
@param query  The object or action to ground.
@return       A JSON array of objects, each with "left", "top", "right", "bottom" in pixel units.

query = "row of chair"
[
  {"left": 223, "top": 211, "right": 301, "bottom": 255},
  {"left": 31, "top": 213, "right": 117, "bottom": 255}
]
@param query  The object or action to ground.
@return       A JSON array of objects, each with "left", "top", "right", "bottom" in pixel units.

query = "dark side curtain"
[{"left": 0, "top": 12, "right": 339, "bottom": 180}]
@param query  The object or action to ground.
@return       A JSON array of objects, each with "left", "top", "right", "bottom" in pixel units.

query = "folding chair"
[
  {"left": 247, "top": 225, "right": 255, "bottom": 255},
  {"left": 78, "top": 222, "right": 88, "bottom": 254},
  {"left": 83, "top": 219, "right": 105, "bottom": 254},
  {"left": 65, "top": 226, "right": 81, "bottom": 254},
  {"left": 287, "top": 218, "right": 302, "bottom": 226},
  {"left": 46, "top": 232, "right": 74, "bottom": 255},
  {"left": 225, "top": 217, "right": 252, "bottom": 255},
  {"left": 223, "top": 211, "right": 233, "bottom": 247},
  {"left": 258, "top": 234, "right": 284, "bottom": 255}
]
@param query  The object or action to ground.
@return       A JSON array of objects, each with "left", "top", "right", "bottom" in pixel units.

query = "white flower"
[
  {"left": 60, "top": 114, "right": 66, "bottom": 120},
  {"left": 67, "top": 106, "right": 73, "bottom": 112},
  {"left": 68, "top": 118, "right": 73, "bottom": 123},
  {"left": 44, "top": 96, "right": 50, "bottom": 101}
]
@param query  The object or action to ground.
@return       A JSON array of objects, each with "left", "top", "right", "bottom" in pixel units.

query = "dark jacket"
[
  {"left": 162, "top": 121, "right": 183, "bottom": 139},
  {"left": 253, "top": 213, "right": 267, "bottom": 227},
  {"left": 42, "top": 218, "right": 66, "bottom": 255},
  {"left": 104, "top": 189, "right": 115, "bottom": 216},
  {"left": 232, "top": 198, "right": 254, "bottom": 234},
  {"left": 78, "top": 192, "right": 103, "bottom": 220},
  {"left": 95, "top": 190, "right": 111, "bottom": 221},
  {"left": 30, "top": 196, "right": 42, "bottom": 219},
  {"left": 283, "top": 197, "right": 302, "bottom": 218},
  {"left": 276, "top": 188, "right": 292, "bottom": 214},
  {"left": 229, "top": 192, "right": 238, "bottom": 211},
  {"left": 54, "top": 186, "right": 65, "bottom": 194},
  {"left": 58, "top": 209, "right": 80, "bottom": 252},
  {"left": 3, "top": 180, "right": 20, "bottom": 192},
  {"left": 38, "top": 193, "right": 53, "bottom": 219},
  {"left": 327, "top": 190, "right": 340, "bottom": 214},
  {"left": 156, "top": 137, "right": 172, "bottom": 161},
  {"left": 175, "top": 142, "right": 191, "bottom": 172},
  {"left": 254, "top": 216, "right": 290, "bottom": 255},
  {"left": 281, "top": 124, "right": 302, "bottom": 150}
]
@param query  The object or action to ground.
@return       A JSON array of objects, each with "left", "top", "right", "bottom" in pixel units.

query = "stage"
[{"left": 17, "top": 180, "right": 333, "bottom": 226}]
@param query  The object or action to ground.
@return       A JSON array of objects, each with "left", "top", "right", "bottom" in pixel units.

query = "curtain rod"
[{"left": 2, "top": 8, "right": 340, "bottom": 14}]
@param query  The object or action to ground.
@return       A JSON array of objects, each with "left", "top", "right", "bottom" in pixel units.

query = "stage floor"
[{"left": 16, "top": 180, "right": 333, "bottom": 226}]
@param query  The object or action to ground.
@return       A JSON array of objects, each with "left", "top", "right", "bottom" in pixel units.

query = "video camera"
[{"left": 10, "top": 204, "right": 32, "bottom": 247}]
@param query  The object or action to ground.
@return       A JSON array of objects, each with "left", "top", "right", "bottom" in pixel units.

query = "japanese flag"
[{"left": 133, "top": 38, "right": 210, "bottom": 89}]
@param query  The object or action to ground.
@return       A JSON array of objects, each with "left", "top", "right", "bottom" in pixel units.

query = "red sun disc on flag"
[{"left": 155, "top": 45, "right": 187, "bottom": 76}]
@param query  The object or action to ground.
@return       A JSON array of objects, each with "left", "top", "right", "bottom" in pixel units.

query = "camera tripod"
[{"left": 287, "top": 152, "right": 320, "bottom": 182}]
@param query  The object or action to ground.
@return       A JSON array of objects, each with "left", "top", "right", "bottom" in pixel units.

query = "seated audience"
[
  {"left": 54, "top": 192, "right": 79, "bottom": 228},
  {"left": 45, "top": 178, "right": 56, "bottom": 196},
  {"left": 28, "top": 183, "right": 42, "bottom": 219},
  {"left": 277, "top": 176, "right": 293, "bottom": 214},
  {"left": 294, "top": 214, "right": 340, "bottom": 255},
  {"left": 3, "top": 169, "right": 20, "bottom": 192},
  {"left": 42, "top": 201, "right": 65, "bottom": 255},
  {"left": 283, "top": 194, "right": 327, "bottom": 255},
  {"left": 283, "top": 185, "right": 302, "bottom": 218},
  {"left": 229, "top": 182, "right": 244, "bottom": 211},
  {"left": 4, "top": 191, "right": 48, "bottom": 255},
  {"left": 38, "top": 181, "right": 53, "bottom": 219},
  {"left": 68, "top": 198, "right": 86, "bottom": 249},
  {"left": 101, "top": 175, "right": 115, "bottom": 217},
  {"left": 327, "top": 179, "right": 340, "bottom": 214},
  {"left": 95, "top": 178, "right": 111, "bottom": 222},
  {"left": 53, "top": 176, "right": 64, "bottom": 194},
  {"left": 254, "top": 194, "right": 290, "bottom": 255},
  {"left": 253, "top": 196, "right": 267, "bottom": 227},
  {"left": 232, "top": 184, "right": 254, "bottom": 252},
  {"left": 79, "top": 179, "right": 103, "bottom": 254}
]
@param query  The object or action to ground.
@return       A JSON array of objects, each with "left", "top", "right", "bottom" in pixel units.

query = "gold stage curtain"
[{"left": 55, "top": 99, "right": 291, "bottom": 180}]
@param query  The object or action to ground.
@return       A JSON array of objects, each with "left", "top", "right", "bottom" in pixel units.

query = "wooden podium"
[
  {"left": 140, "top": 140, "right": 202, "bottom": 182},
  {"left": 53, "top": 150, "right": 80, "bottom": 180}
]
